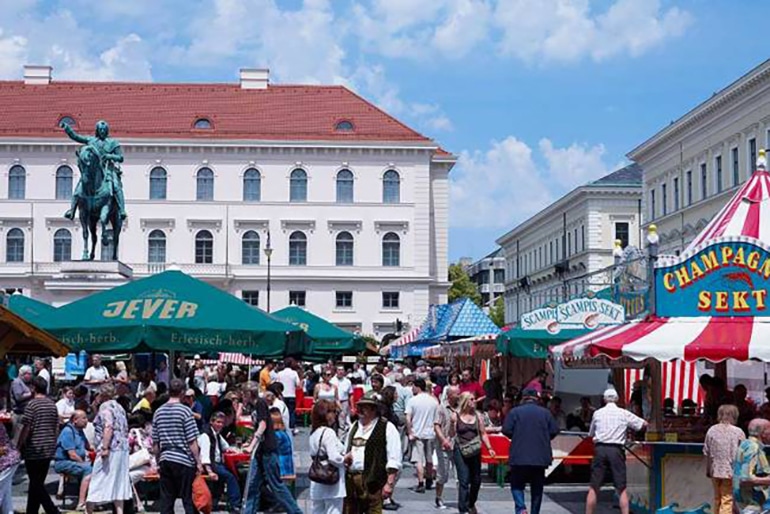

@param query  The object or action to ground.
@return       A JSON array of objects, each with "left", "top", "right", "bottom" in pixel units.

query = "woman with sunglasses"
[{"left": 314, "top": 369, "right": 340, "bottom": 418}]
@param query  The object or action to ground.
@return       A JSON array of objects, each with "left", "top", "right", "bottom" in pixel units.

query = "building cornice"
[{"left": 628, "top": 59, "right": 770, "bottom": 161}]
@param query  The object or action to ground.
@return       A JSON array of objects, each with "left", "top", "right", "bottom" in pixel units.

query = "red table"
[{"left": 223, "top": 450, "right": 250, "bottom": 476}]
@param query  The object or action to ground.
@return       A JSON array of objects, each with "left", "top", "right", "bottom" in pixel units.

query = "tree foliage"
[
  {"left": 489, "top": 296, "right": 505, "bottom": 327},
  {"left": 448, "top": 263, "right": 482, "bottom": 306}
]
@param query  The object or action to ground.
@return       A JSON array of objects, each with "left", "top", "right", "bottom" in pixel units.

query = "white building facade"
[
  {"left": 630, "top": 59, "right": 770, "bottom": 254},
  {"left": 0, "top": 66, "right": 454, "bottom": 338},
  {"left": 466, "top": 248, "right": 505, "bottom": 308},
  {"left": 496, "top": 165, "right": 642, "bottom": 324}
]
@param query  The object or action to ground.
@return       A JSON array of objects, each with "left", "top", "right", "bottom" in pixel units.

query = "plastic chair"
[{"left": 481, "top": 434, "right": 510, "bottom": 487}]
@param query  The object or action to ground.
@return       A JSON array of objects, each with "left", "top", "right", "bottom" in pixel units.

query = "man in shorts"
[
  {"left": 586, "top": 388, "right": 647, "bottom": 514},
  {"left": 434, "top": 386, "right": 459, "bottom": 509},
  {"left": 406, "top": 378, "right": 438, "bottom": 493}
]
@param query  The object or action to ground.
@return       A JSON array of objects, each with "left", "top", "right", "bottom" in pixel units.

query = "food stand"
[{"left": 551, "top": 151, "right": 770, "bottom": 513}]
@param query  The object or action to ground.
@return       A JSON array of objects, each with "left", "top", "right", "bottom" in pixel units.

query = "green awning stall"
[
  {"left": 496, "top": 328, "right": 590, "bottom": 359},
  {"left": 32, "top": 270, "right": 304, "bottom": 357},
  {"left": 273, "top": 305, "right": 364, "bottom": 360}
]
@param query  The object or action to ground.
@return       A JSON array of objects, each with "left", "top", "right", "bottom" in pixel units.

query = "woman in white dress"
[
  {"left": 56, "top": 386, "right": 76, "bottom": 424},
  {"left": 308, "top": 400, "right": 346, "bottom": 514},
  {"left": 86, "top": 383, "right": 132, "bottom": 514}
]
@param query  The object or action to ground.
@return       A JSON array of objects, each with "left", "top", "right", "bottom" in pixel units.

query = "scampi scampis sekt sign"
[{"left": 655, "top": 238, "right": 770, "bottom": 317}]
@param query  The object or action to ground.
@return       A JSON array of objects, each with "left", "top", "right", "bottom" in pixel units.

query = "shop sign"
[
  {"left": 520, "top": 297, "right": 625, "bottom": 333},
  {"left": 618, "top": 290, "right": 648, "bottom": 320},
  {"left": 655, "top": 240, "right": 770, "bottom": 317}
]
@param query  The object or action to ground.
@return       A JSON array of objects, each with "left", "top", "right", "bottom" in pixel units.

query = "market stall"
[{"left": 551, "top": 152, "right": 770, "bottom": 513}]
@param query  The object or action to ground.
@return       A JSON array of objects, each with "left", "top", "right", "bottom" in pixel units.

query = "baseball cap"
[
  {"left": 194, "top": 354, "right": 201, "bottom": 360},
  {"left": 603, "top": 388, "right": 619, "bottom": 401}
]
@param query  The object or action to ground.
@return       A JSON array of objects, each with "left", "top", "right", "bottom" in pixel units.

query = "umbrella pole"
[
  {"left": 170, "top": 349, "right": 176, "bottom": 380},
  {"left": 649, "top": 359, "right": 663, "bottom": 434}
]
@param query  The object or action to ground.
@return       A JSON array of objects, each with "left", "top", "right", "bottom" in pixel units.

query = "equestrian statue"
[{"left": 60, "top": 120, "right": 127, "bottom": 261}]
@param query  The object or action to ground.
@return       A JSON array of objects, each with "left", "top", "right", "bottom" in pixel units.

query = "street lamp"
[{"left": 264, "top": 231, "right": 273, "bottom": 312}]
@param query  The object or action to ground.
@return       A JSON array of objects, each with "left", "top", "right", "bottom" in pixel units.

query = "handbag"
[
  {"left": 309, "top": 428, "right": 340, "bottom": 485},
  {"left": 129, "top": 448, "right": 151, "bottom": 470},
  {"left": 456, "top": 415, "right": 482, "bottom": 458}
]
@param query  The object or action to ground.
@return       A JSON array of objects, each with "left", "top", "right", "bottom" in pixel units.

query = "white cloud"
[
  {"left": 53, "top": 34, "right": 152, "bottom": 81},
  {"left": 450, "top": 136, "right": 613, "bottom": 228},
  {"left": 0, "top": 30, "right": 28, "bottom": 78},
  {"left": 494, "top": 0, "right": 693, "bottom": 63}
]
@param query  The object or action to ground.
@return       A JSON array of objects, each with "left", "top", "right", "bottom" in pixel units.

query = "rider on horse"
[{"left": 61, "top": 120, "right": 127, "bottom": 220}]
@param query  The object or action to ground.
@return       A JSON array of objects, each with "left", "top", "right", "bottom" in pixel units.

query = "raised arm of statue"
[{"left": 60, "top": 122, "right": 90, "bottom": 145}]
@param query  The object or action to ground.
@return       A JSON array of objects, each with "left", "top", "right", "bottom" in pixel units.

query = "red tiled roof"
[{"left": 0, "top": 81, "right": 440, "bottom": 145}]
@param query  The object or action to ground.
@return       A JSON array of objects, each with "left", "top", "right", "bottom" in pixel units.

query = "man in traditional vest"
[
  {"left": 344, "top": 391, "right": 402, "bottom": 514},
  {"left": 199, "top": 412, "right": 241, "bottom": 512}
]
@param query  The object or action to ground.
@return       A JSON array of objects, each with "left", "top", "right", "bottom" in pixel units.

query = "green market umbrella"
[
  {"left": 35, "top": 270, "right": 304, "bottom": 357},
  {"left": 496, "top": 327, "right": 590, "bottom": 359},
  {"left": 7, "top": 294, "right": 57, "bottom": 321},
  {"left": 273, "top": 305, "right": 364, "bottom": 359}
]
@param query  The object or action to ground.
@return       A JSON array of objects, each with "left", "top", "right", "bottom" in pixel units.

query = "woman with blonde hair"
[
  {"left": 308, "top": 400, "right": 345, "bottom": 514},
  {"left": 451, "top": 392, "right": 495, "bottom": 514},
  {"left": 703, "top": 404, "right": 745, "bottom": 514}
]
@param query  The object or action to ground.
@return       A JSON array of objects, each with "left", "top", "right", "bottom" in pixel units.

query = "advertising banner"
[
  {"left": 655, "top": 239, "right": 770, "bottom": 317},
  {"left": 520, "top": 297, "right": 625, "bottom": 333}
]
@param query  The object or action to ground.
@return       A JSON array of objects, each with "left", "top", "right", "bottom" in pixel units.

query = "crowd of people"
[{"left": 6, "top": 352, "right": 770, "bottom": 514}]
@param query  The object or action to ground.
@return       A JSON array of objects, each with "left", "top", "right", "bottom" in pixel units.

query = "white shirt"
[
  {"left": 136, "top": 381, "right": 157, "bottom": 399},
  {"left": 276, "top": 368, "right": 300, "bottom": 399},
  {"left": 309, "top": 427, "right": 346, "bottom": 500},
  {"left": 406, "top": 392, "right": 439, "bottom": 440},
  {"left": 589, "top": 402, "right": 646, "bottom": 445},
  {"left": 346, "top": 418, "right": 402, "bottom": 472},
  {"left": 206, "top": 381, "right": 223, "bottom": 396},
  {"left": 84, "top": 366, "right": 109, "bottom": 390},
  {"left": 56, "top": 398, "right": 75, "bottom": 420},
  {"left": 37, "top": 368, "right": 51, "bottom": 394},
  {"left": 330, "top": 376, "right": 353, "bottom": 402},
  {"left": 273, "top": 398, "right": 290, "bottom": 430},
  {"left": 198, "top": 430, "right": 231, "bottom": 465}
]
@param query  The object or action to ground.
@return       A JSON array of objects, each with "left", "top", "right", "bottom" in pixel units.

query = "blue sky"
[{"left": 1, "top": 0, "right": 767, "bottom": 262}]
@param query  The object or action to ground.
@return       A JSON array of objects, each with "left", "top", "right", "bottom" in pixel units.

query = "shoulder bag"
[
  {"left": 309, "top": 428, "right": 340, "bottom": 485},
  {"left": 456, "top": 414, "right": 482, "bottom": 458}
]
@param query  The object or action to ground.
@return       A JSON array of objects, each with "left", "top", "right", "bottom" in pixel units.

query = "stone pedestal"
[
  {"left": 60, "top": 260, "right": 133, "bottom": 279},
  {"left": 43, "top": 261, "right": 133, "bottom": 294}
]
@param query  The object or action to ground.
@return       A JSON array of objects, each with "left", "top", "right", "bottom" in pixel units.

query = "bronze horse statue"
[{"left": 74, "top": 144, "right": 123, "bottom": 260}]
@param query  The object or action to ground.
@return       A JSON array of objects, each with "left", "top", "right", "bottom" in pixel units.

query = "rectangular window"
[
  {"left": 650, "top": 190, "right": 656, "bottom": 220},
  {"left": 749, "top": 138, "right": 757, "bottom": 173},
  {"left": 662, "top": 183, "right": 667, "bottom": 216},
  {"left": 493, "top": 269, "right": 504, "bottom": 283},
  {"left": 567, "top": 232, "right": 571, "bottom": 256},
  {"left": 549, "top": 241, "right": 553, "bottom": 264},
  {"left": 715, "top": 155, "right": 722, "bottom": 193},
  {"left": 673, "top": 177, "right": 680, "bottom": 211},
  {"left": 700, "top": 163, "right": 707, "bottom": 200},
  {"left": 241, "top": 290, "right": 259, "bottom": 307},
  {"left": 335, "top": 291, "right": 353, "bottom": 308},
  {"left": 686, "top": 170, "right": 692, "bottom": 206},
  {"left": 581, "top": 225, "right": 585, "bottom": 251},
  {"left": 615, "top": 222, "right": 630, "bottom": 249},
  {"left": 574, "top": 229, "right": 578, "bottom": 253},
  {"left": 289, "top": 290, "right": 306, "bottom": 307},
  {"left": 732, "top": 147, "right": 739, "bottom": 186},
  {"left": 382, "top": 292, "right": 400, "bottom": 309}
]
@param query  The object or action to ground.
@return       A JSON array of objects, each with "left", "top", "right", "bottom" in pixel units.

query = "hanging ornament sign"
[{"left": 520, "top": 297, "right": 626, "bottom": 333}]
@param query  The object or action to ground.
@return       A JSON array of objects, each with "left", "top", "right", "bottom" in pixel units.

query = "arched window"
[
  {"left": 150, "top": 167, "right": 167, "bottom": 200},
  {"left": 6, "top": 228, "right": 24, "bottom": 263},
  {"left": 289, "top": 169, "right": 307, "bottom": 202},
  {"left": 383, "top": 170, "right": 400, "bottom": 204},
  {"left": 194, "top": 118, "right": 212, "bottom": 129},
  {"left": 382, "top": 232, "right": 400, "bottom": 267},
  {"left": 55, "top": 166, "right": 73, "bottom": 200},
  {"left": 195, "top": 230, "right": 214, "bottom": 264},
  {"left": 148, "top": 230, "right": 166, "bottom": 263},
  {"left": 335, "top": 231, "right": 354, "bottom": 266},
  {"left": 335, "top": 120, "right": 354, "bottom": 131},
  {"left": 196, "top": 167, "right": 214, "bottom": 201},
  {"left": 288, "top": 231, "right": 307, "bottom": 266},
  {"left": 243, "top": 168, "right": 261, "bottom": 202},
  {"left": 100, "top": 229, "right": 115, "bottom": 261},
  {"left": 242, "top": 231, "right": 261, "bottom": 265},
  {"left": 58, "top": 116, "right": 76, "bottom": 128},
  {"left": 53, "top": 229, "right": 71, "bottom": 262},
  {"left": 336, "top": 169, "right": 354, "bottom": 204},
  {"left": 8, "top": 165, "right": 25, "bottom": 200}
]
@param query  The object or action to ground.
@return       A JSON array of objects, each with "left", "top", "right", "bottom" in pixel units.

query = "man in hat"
[
  {"left": 503, "top": 388, "right": 560, "bottom": 514},
  {"left": 585, "top": 388, "right": 647, "bottom": 514},
  {"left": 344, "top": 390, "right": 402, "bottom": 514}
]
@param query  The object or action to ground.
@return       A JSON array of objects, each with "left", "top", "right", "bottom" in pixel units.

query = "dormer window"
[
  {"left": 335, "top": 120, "right": 354, "bottom": 131},
  {"left": 194, "top": 118, "right": 212, "bottom": 129},
  {"left": 59, "top": 116, "right": 76, "bottom": 128}
]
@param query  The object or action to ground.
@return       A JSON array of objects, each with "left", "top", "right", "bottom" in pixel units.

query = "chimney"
[
  {"left": 239, "top": 68, "right": 269, "bottom": 90},
  {"left": 23, "top": 65, "right": 53, "bottom": 85}
]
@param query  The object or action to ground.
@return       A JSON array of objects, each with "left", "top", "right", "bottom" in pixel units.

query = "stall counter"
[{"left": 627, "top": 441, "right": 710, "bottom": 514}]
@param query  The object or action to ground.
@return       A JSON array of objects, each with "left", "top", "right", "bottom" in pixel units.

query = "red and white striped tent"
[
  {"left": 552, "top": 163, "right": 770, "bottom": 364},
  {"left": 380, "top": 326, "right": 420, "bottom": 356},
  {"left": 624, "top": 361, "right": 703, "bottom": 407}
]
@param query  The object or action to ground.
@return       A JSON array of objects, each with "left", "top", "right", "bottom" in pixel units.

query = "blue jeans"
[
  {"left": 244, "top": 451, "right": 301, "bottom": 514},
  {"left": 285, "top": 397, "right": 296, "bottom": 429},
  {"left": 453, "top": 448, "right": 481, "bottom": 514},
  {"left": 509, "top": 465, "right": 545, "bottom": 514},
  {"left": 213, "top": 462, "right": 241, "bottom": 509}
]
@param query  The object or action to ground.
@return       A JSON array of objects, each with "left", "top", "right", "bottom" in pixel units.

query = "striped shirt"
[
  {"left": 152, "top": 401, "right": 199, "bottom": 468},
  {"left": 21, "top": 397, "right": 59, "bottom": 460}
]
